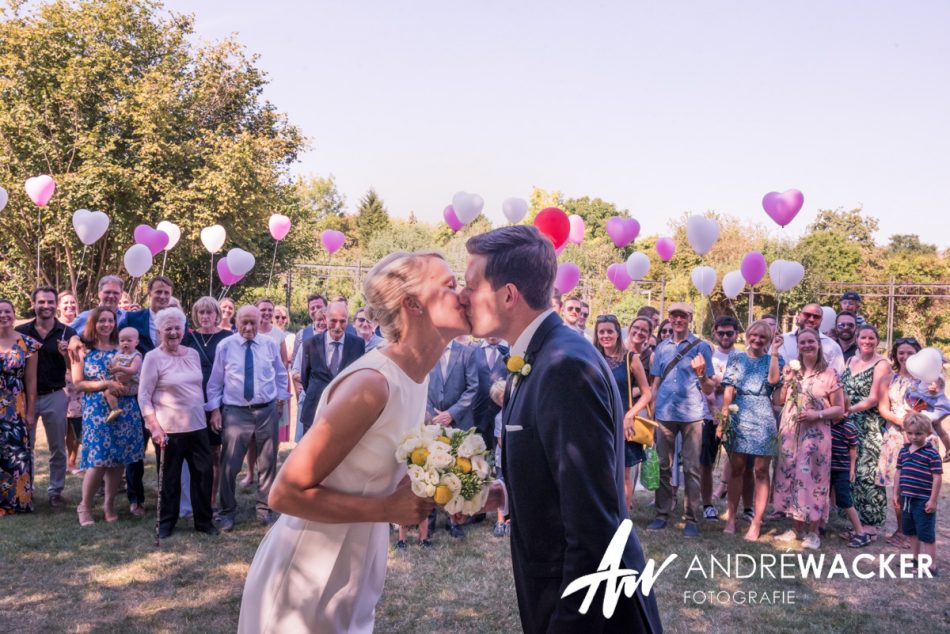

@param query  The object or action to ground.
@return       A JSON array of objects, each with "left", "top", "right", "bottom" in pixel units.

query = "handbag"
[{"left": 625, "top": 352, "right": 658, "bottom": 447}]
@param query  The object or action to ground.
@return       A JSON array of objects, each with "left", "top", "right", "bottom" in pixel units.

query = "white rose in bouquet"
[
  {"left": 421, "top": 424, "right": 442, "bottom": 443},
  {"left": 440, "top": 472, "right": 462, "bottom": 495},
  {"left": 395, "top": 435, "right": 422, "bottom": 462},
  {"left": 444, "top": 494, "right": 465, "bottom": 515},
  {"left": 470, "top": 454, "right": 490, "bottom": 479},
  {"left": 427, "top": 449, "right": 455, "bottom": 470},
  {"left": 428, "top": 439, "right": 452, "bottom": 454},
  {"left": 457, "top": 433, "right": 487, "bottom": 458}
]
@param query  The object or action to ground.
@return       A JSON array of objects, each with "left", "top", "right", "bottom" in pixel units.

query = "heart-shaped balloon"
[
  {"left": 820, "top": 306, "right": 837, "bottom": 334},
  {"left": 24, "top": 175, "right": 56, "bottom": 206},
  {"left": 133, "top": 224, "right": 170, "bottom": 256},
  {"left": 321, "top": 229, "right": 345, "bottom": 254},
  {"left": 691, "top": 266, "right": 717, "bottom": 296},
  {"left": 72, "top": 209, "right": 110, "bottom": 246},
  {"left": 605, "top": 216, "right": 640, "bottom": 248},
  {"left": 906, "top": 347, "right": 945, "bottom": 383},
  {"left": 606, "top": 263, "right": 633, "bottom": 292},
  {"left": 740, "top": 251, "right": 767, "bottom": 286},
  {"left": 655, "top": 237, "right": 676, "bottom": 262},
  {"left": 722, "top": 270, "right": 746, "bottom": 300},
  {"left": 762, "top": 189, "right": 804, "bottom": 227},
  {"left": 269, "top": 214, "right": 292, "bottom": 241},
  {"left": 533, "top": 207, "right": 570, "bottom": 249},
  {"left": 554, "top": 263, "right": 580, "bottom": 294},
  {"left": 226, "top": 248, "right": 255, "bottom": 276},
  {"left": 200, "top": 225, "right": 227, "bottom": 254},
  {"left": 123, "top": 243, "right": 153, "bottom": 278},
  {"left": 452, "top": 191, "right": 484, "bottom": 224},
  {"left": 501, "top": 197, "right": 528, "bottom": 224},
  {"left": 0, "top": 187, "right": 8, "bottom": 212},
  {"left": 443, "top": 206, "right": 463, "bottom": 232},
  {"left": 156, "top": 221, "right": 181, "bottom": 251},
  {"left": 216, "top": 257, "right": 244, "bottom": 286},
  {"left": 768, "top": 259, "right": 805, "bottom": 292},
  {"left": 625, "top": 252, "right": 650, "bottom": 281},
  {"left": 686, "top": 216, "right": 719, "bottom": 256},
  {"left": 567, "top": 214, "right": 586, "bottom": 244}
]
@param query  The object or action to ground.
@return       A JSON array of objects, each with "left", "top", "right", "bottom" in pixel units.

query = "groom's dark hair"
[{"left": 465, "top": 226, "right": 556, "bottom": 311}]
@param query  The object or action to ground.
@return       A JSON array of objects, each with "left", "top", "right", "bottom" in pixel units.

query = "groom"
[{"left": 461, "top": 226, "right": 662, "bottom": 633}]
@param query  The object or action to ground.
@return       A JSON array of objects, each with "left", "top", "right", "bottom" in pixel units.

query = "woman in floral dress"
[
  {"left": 0, "top": 299, "right": 39, "bottom": 515},
  {"left": 840, "top": 325, "right": 892, "bottom": 538},
  {"left": 772, "top": 328, "right": 845, "bottom": 549}
]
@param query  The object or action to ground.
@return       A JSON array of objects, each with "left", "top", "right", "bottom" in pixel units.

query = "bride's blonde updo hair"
[{"left": 363, "top": 250, "right": 445, "bottom": 343}]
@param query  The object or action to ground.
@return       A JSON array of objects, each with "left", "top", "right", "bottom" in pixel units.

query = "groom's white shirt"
[{"left": 509, "top": 309, "right": 555, "bottom": 360}]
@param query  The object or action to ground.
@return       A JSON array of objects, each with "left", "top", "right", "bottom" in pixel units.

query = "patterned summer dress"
[
  {"left": 720, "top": 352, "right": 784, "bottom": 456},
  {"left": 80, "top": 348, "right": 144, "bottom": 469},
  {"left": 877, "top": 373, "right": 913, "bottom": 488},
  {"left": 841, "top": 361, "right": 889, "bottom": 527},
  {"left": 0, "top": 336, "right": 40, "bottom": 514}
]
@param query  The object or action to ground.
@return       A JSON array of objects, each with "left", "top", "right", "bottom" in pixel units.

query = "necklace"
[{"left": 196, "top": 330, "right": 217, "bottom": 347}]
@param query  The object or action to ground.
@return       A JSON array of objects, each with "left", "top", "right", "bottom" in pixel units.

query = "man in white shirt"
[
  {"left": 778, "top": 303, "right": 845, "bottom": 373},
  {"left": 559, "top": 296, "right": 585, "bottom": 335}
]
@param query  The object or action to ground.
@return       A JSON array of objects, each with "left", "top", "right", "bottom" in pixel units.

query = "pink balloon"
[
  {"left": 133, "top": 224, "right": 169, "bottom": 256},
  {"left": 443, "top": 205, "right": 463, "bottom": 232},
  {"left": 762, "top": 189, "right": 804, "bottom": 227},
  {"left": 606, "top": 263, "right": 633, "bottom": 291},
  {"left": 554, "top": 263, "right": 580, "bottom": 294},
  {"left": 24, "top": 175, "right": 56, "bottom": 206},
  {"left": 268, "top": 214, "right": 292, "bottom": 241},
  {"left": 605, "top": 216, "right": 640, "bottom": 248},
  {"left": 320, "top": 229, "right": 345, "bottom": 254},
  {"left": 655, "top": 237, "right": 676, "bottom": 262},
  {"left": 216, "top": 257, "right": 244, "bottom": 285},
  {"left": 740, "top": 251, "right": 767, "bottom": 286},
  {"left": 567, "top": 214, "right": 585, "bottom": 244}
]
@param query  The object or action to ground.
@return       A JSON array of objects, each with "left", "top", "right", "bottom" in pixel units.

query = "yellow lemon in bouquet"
[
  {"left": 433, "top": 484, "right": 453, "bottom": 505},
  {"left": 436, "top": 434, "right": 452, "bottom": 444},
  {"left": 455, "top": 456, "right": 472, "bottom": 473},
  {"left": 410, "top": 447, "right": 429, "bottom": 467}
]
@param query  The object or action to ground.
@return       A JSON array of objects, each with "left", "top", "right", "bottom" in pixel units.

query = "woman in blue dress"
[
  {"left": 70, "top": 306, "right": 144, "bottom": 526},
  {"left": 719, "top": 320, "right": 783, "bottom": 540}
]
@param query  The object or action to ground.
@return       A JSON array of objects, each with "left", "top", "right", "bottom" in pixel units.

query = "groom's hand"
[{"left": 386, "top": 476, "right": 435, "bottom": 526}]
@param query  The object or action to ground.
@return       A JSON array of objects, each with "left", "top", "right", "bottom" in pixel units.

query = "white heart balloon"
[
  {"left": 501, "top": 197, "right": 528, "bottom": 224},
  {"left": 200, "top": 224, "right": 226, "bottom": 253},
  {"left": 906, "top": 347, "right": 944, "bottom": 383},
  {"left": 722, "top": 270, "right": 746, "bottom": 300},
  {"left": 625, "top": 252, "right": 651, "bottom": 281},
  {"left": 156, "top": 221, "right": 181, "bottom": 251},
  {"left": 452, "top": 191, "right": 483, "bottom": 224},
  {"left": 0, "top": 187, "right": 7, "bottom": 212},
  {"left": 686, "top": 215, "right": 720, "bottom": 256},
  {"left": 71, "top": 209, "right": 110, "bottom": 245},
  {"left": 123, "top": 243, "right": 153, "bottom": 278},
  {"left": 820, "top": 306, "right": 837, "bottom": 334},
  {"left": 226, "top": 248, "right": 256, "bottom": 276},
  {"left": 691, "top": 265, "right": 717, "bottom": 296},
  {"left": 768, "top": 259, "right": 805, "bottom": 292}
]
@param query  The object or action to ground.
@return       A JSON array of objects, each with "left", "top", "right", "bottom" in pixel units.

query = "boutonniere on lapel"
[{"left": 505, "top": 354, "right": 532, "bottom": 385}]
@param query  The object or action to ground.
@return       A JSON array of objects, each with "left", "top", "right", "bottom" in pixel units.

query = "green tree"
[
  {"left": 354, "top": 188, "right": 390, "bottom": 247},
  {"left": 808, "top": 208, "right": 879, "bottom": 250},
  {"left": 525, "top": 186, "right": 564, "bottom": 223},
  {"left": 888, "top": 234, "right": 937, "bottom": 255}
]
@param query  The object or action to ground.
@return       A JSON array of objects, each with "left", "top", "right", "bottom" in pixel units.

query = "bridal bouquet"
[{"left": 395, "top": 424, "right": 492, "bottom": 515}]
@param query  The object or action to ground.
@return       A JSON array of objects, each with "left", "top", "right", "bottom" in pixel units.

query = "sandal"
[
  {"left": 848, "top": 533, "right": 872, "bottom": 548},
  {"left": 885, "top": 531, "right": 910, "bottom": 548},
  {"left": 77, "top": 505, "right": 95, "bottom": 527}
]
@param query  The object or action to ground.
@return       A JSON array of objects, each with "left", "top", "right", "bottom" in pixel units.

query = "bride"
[{"left": 238, "top": 251, "right": 472, "bottom": 633}]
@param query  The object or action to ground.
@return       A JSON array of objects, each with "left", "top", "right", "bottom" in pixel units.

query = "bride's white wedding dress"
[{"left": 238, "top": 349, "right": 426, "bottom": 634}]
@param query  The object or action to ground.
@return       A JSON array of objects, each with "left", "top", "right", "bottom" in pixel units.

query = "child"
[
  {"left": 830, "top": 417, "right": 871, "bottom": 547},
  {"left": 906, "top": 376, "right": 950, "bottom": 462},
  {"left": 105, "top": 327, "right": 142, "bottom": 422},
  {"left": 489, "top": 380, "right": 508, "bottom": 538},
  {"left": 894, "top": 413, "right": 943, "bottom": 576}
]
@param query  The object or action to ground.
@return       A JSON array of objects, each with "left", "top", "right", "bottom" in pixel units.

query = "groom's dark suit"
[{"left": 503, "top": 312, "right": 662, "bottom": 633}]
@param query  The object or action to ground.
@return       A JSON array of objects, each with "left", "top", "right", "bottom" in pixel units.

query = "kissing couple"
[{"left": 237, "top": 226, "right": 662, "bottom": 634}]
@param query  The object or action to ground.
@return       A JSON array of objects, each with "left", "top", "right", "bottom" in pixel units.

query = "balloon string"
[
  {"left": 161, "top": 251, "right": 168, "bottom": 277},
  {"left": 268, "top": 242, "right": 278, "bottom": 292},
  {"left": 36, "top": 207, "right": 42, "bottom": 284},
  {"left": 75, "top": 245, "right": 88, "bottom": 295},
  {"left": 209, "top": 254, "right": 214, "bottom": 296}
]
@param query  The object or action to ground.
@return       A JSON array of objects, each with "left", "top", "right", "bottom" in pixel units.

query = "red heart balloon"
[{"left": 533, "top": 207, "right": 570, "bottom": 249}]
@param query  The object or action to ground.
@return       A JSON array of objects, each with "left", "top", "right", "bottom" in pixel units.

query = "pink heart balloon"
[
  {"left": 605, "top": 216, "right": 640, "bottom": 248},
  {"left": 655, "top": 237, "right": 676, "bottom": 262},
  {"left": 443, "top": 205, "right": 463, "bottom": 233},
  {"left": 133, "top": 224, "right": 169, "bottom": 256},
  {"left": 567, "top": 214, "right": 586, "bottom": 244},
  {"left": 740, "top": 251, "right": 767, "bottom": 286},
  {"left": 320, "top": 229, "right": 345, "bottom": 254},
  {"left": 606, "top": 263, "right": 633, "bottom": 291},
  {"left": 762, "top": 189, "right": 804, "bottom": 227},
  {"left": 24, "top": 175, "right": 56, "bottom": 206},
  {"left": 216, "top": 257, "right": 244, "bottom": 286},
  {"left": 268, "top": 214, "right": 292, "bottom": 241},
  {"left": 554, "top": 262, "right": 581, "bottom": 294}
]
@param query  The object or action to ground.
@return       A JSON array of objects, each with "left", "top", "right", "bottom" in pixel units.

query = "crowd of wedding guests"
[{"left": 0, "top": 277, "right": 944, "bottom": 570}]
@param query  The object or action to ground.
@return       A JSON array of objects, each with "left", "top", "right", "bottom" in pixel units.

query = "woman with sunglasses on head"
[
  {"left": 657, "top": 319, "right": 673, "bottom": 345},
  {"left": 596, "top": 315, "right": 652, "bottom": 512},
  {"left": 877, "top": 336, "right": 922, "bottom": 548}
]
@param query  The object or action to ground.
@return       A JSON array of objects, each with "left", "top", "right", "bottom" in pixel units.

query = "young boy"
[
  {"left": 830, "top": 417, "right": 871, "bottom": 547},
  {"left": 489, "top": 380, "right": 508, "bottom": 538},
  {"left": 105, "top": 327, "right": 142, "bottom": 422},
  {"left": 895, "top": 413, "right": 943, "bottom": 576}
]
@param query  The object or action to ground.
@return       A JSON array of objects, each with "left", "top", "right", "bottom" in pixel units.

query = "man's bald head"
[
  {"left": 236, "top": 305, "right": 261, "bottom": 340},
  {"left": 326, "top": 301, "right": 349, "bottom": 341}
]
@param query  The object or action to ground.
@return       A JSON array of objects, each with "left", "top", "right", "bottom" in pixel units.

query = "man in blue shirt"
[
  {"left": 70, "top": 274, "right": 126, "bottom": 334},
  {"left": 647, "top": 301, "right": 715, "bottom": 537}
]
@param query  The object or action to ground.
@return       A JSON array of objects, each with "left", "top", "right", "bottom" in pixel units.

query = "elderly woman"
[{"left": 138, "top": 307, "right": 216, "bottom": 538}]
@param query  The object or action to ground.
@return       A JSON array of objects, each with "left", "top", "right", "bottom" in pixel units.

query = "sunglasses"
[
  {"left": 715, "top": 330, "right": 736, "bottom": 337},
  {"left": 836, "top": 322, "right": 855, "bottom": 329},
  {"left": 895, "top": 337, "right": 920, "bottom": 346},
  {"left": 580, "top": 312, "right": 590, "bottom": 318},
  {"left": 274, "top": 315, "right": 287, "bottom": 321},
  {"left": 354, "top": 317, "right": 368, "bottom": 323},
  {"left": 596, "top": 314, "right": 619, "bottom": 324},
  {"left": 565, "top": 306, "right": 582, "bottom": 313},
  {"left": 802, "top": 312, "right": 823, "bottom": 320}
]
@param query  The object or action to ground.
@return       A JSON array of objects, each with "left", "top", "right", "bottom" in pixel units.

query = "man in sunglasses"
[
  {"left": 559, "top": 296, "right": 585, "bottom": 335},
  {"left": 835, "top": 311, "right": 859, "bottom": 363},
  {"left": 778, "top": 303, "right": 845, "bottom": 373}
]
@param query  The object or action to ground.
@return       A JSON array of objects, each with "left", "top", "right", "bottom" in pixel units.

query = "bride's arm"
[{"left": 268, "top": 369, "right": 434, "bottom": 525}]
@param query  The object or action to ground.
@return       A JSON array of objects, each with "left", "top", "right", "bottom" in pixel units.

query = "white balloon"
[
  {"left": 469, "top": 193, "right": 484, "bottom": 215},
  {"left": 722, "top": 270, "right": 746, "bottom": 300},
  {"left": 906, "top": 348, "right": 944, "bottom": 383},
  {"left": 226, "top": 248, "right": 256, "bottom": 276},
  {"left": 686, "top": 215, "right": 720, "bottom": 256},
  {"left": 123, "top": 243, "right": 153, "bottom": 278},
  {"left": 156, "top": 221, "right": 181, "bottom": 251},
  {"left": 820, "top": 306, "right": 837, "bottom": 334},
  {"left": 200, "top": 224, "right": 226, "bottom": 254},
  {"left": 691, "top": 266, "right": 717, "bottom": 296},
  {"left": 768, "top": 259, "right": 805, "bottom": 292},
  {"left": 501, "top": 197, "right": 528, "bottom": 224},
  {"left": 625, "top": 252, "right": 651, "bottom": 281},
  {"left": 71, "top": 209, "right": 110, "bottom": 245},
  {"left": 452, "top": 191, "right": 483, "bottom": 224},
  {"left": 0, "top": 187, "right": 7, "bottom": 212}
]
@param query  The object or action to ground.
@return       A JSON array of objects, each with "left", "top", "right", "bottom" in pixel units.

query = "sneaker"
[
  {"left": 395, "top": 540, "right": 407, "bottom": 550},
  {"left": 775, "top": 529, "right": 799, "bottom": 542},
  {"left": 742, "top": 508, "right": 755, "bottom": 522},
  {"left": 420, "top": 539, "right": 434, "bottom": 550},
  {"left": 492, "top": 521, "right": 507, "bottom": 537},
  {"left": 646, "top": 518, "right": 668, "bottom": 531},
  {"left": 683, "top": 521, "right": 700, "bottom": 538},
  {"left": 703, "top": 505, "right": 719, "bottom": 520},
  {"left": 504, "top": 521, "right": 511, "bottom": 536},
  {"left": 802, "top": 533, "right": 821, "bottom": 549}
]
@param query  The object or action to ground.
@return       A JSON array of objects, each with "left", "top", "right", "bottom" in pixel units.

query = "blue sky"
[{"left": 163, "top": 1, "right": 950, "bottom": 247}]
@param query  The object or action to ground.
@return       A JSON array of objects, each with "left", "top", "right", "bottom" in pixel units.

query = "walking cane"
[{"left": 154, "top": 437, "right": 167, "bottom": 548}]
